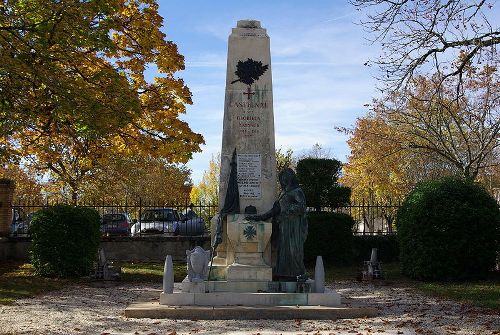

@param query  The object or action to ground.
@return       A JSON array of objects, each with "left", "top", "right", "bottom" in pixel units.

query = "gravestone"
[{"left": 210, "top": 19, "right": 276, "bottom": 285}]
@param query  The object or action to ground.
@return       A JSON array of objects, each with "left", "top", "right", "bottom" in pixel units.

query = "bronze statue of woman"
[{"left": 247, "top": 168, "right": 308, "bottom": 281}]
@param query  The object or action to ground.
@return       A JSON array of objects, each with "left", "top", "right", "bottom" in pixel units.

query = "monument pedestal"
[
  {"left": 226, "top": 214, "right": 272, "bottom": 282},
  {"left": 208, "top": 214, "right": 273, "bottom": 282}
]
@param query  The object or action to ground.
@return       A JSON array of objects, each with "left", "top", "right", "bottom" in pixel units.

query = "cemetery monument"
[{"left": 126, "top": 20, "right": 377, "bottom": 319}]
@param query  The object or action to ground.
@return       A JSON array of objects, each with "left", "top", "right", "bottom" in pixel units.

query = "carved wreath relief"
[{"left": 231, "top": 58, "right": 269, "bottom": 86}]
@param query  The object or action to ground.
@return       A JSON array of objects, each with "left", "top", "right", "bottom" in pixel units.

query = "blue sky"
[{"left": 158, "top": 1, "right": 380, "bottom": 183}]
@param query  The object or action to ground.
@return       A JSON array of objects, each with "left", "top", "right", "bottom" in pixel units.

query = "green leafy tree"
[
  {"left": 190, "top": 154, "right": 220, "bottom": 206},
  {"left": 296, "top": 158, "right": 351, "bottom": 211}
]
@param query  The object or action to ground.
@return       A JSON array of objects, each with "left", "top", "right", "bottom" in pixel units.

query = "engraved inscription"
[{"left": 237, "top": 154, "right": 261, "bottom": 199}]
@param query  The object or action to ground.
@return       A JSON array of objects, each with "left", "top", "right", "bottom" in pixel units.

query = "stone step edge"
[{"left": 125, "top": 302, "right": 379, "bottom": 320}]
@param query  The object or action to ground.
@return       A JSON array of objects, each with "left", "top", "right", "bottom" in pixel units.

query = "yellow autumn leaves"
[{"left": 0, "top": 0, "right": 204, "bottom": 202}]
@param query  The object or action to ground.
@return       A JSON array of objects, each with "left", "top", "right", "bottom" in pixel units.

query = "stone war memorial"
[{"left": 126, "top": 20, "right": 376, "bottom": 320}]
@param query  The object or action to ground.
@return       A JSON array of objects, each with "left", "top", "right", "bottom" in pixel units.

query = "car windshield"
[
  {"left": 141, "top": 209, "right": 179, "bottom": 222},
  {"left": 103, "top": 214, "right": 126, "bottom": 222}
]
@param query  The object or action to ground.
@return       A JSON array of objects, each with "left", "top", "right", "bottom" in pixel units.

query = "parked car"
[
  {"left": 130, "top": 208, "right": 180, "bottom": 236},
  {"left": 178, "top": 208, "right": 206, "bottom": 236},
  {"left": 101, "top": 213, "right": 133, "bottom": 236},
  {"left": 10, "top": 211, "right": 33, "bottom": 237}
]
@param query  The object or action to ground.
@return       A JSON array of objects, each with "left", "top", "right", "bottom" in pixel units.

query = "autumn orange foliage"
[{"left": 0, "top": 1, "right": 204, "bottom": 202}]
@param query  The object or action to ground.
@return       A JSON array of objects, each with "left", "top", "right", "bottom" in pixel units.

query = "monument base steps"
[
  {"left": 208, "top": 264, "right": 227, "bottom": 281},
  {"left": 159, "top": 291, "right": 341, "bottom": 307},
  {"left": 125, "top": 303, "right": 378, "bottom": 320},
  {"left": 183, "top": 279, "right": 272, "bottom": 293},
  {"left": 226, "top": 263, "right": 272, "bottom": 281}
]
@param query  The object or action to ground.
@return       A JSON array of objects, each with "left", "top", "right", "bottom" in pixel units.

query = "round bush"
[
  {"left": 396, "top": 177, "right": 499, "bottom": 281},
  {"left": 304, "top": 212, "right": 354, "bottom": 265},
  {"left": 30, "top": 205, "right": 101, "bottom": 277}
]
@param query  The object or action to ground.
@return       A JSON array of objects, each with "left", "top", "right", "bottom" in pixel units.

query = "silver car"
[{"left": 130, "top": 208, "right": 180, "bottom": 236}]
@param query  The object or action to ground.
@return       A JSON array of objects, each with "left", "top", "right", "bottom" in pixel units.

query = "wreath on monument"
[{"left": 231, "top": 58, "right": 269, "bottom": 85}]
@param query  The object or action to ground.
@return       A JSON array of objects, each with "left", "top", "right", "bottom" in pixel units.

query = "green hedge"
[
  {"left": 397, "top": 177, "right": 499, "bottom": 281},
  {"left": 30, "top": 205, "right": 101, "bottom": 277},
  {"left": 352, "top": 234, "right": 399, "bottom": 263},
  {"left": 304, "top": 212, "right": 354, "bottom": 265}
]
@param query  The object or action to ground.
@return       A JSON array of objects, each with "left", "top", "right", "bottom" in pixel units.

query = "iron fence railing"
[
  {"left": 308, "top": 201, "right": 401, "bottom": 235},
  {"left": 9, "top": 200, "right": 218, "bottom": 238},
  {"left": 9, "top": 200, "right": 399, "bottom": 238}
]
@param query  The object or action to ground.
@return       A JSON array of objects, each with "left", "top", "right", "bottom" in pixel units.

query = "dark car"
[
  {"left": 10, "top": 211, "right": 33, "bottom": 237},
  {"left": 101, "top": 213, "right": 132, "bottom": 236},
  {"left": 130, "top": 208, "right": 180, "bottom": 236},
  {"left": 178, "top": 208, "right": 206, "bottom": 236}
]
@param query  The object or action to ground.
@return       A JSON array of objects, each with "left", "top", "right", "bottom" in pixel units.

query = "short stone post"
[
  {"left": 370, "top": 248, "right": 378, "bottom": 263},
  {"left": 0, "top": 179, "right": 15, "bottom": 238},
  {"left": 163, "top": 255, "right": 174, "bottom": 294},
  {"left": 314, "top": 256, "right": 325, "bottom": 293}
]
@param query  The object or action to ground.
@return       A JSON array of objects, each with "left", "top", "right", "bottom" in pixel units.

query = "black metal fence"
[
  {"left": 307, "top": 201, "right": 400, "bottom": 235},
  {"left": 10, "top": 200, "right": 218, "bottom": 238},
  {"left": 9, "top": 200, "right": 399, "bottom": 238}
]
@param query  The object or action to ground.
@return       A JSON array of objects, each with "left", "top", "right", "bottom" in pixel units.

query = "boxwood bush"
[
  {"left": 396, "top": 177, "right": 499, "bottom": 281},
  {"left": 304, "top": 212, "right": 354, "bottom": 265},
  {"left": 30, "top": 205, "right": 101, "bottom": 277}
]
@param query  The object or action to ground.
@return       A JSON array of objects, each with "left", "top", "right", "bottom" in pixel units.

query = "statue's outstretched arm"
[{"left": 246, "top": 201, "right": 280, "bottom": 221}]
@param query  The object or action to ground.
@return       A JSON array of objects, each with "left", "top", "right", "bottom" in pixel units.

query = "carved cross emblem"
[
  {"left": 243, "top": 224, "right": 257, "bottom": 240},
  {"left": 243, "top": 86, "right": 255, "bottom": 100}
]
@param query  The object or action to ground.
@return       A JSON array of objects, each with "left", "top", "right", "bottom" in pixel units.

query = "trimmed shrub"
[
  {"left": 396, "top": 177, "right": 499, "bottom": 281},
  {"left": 30, "top": 205, "right": 101, "bottom": 277},
  {"left": 304, "top": 212, "right": 354, "bottom": 265},
  {"left": 352, "top": 234, "right": 399, "bottom": 263},
  {"left": 296, "top": 158, "right": 351, "bottom": 211}
]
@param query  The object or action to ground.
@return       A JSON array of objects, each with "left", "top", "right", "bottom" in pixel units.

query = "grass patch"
[
  {"left": 416, "top": 279, "right": 500, "bottom": 309},
  {"left": 0, "top": 262, "right": 71, "bottom": 305},
  {"left": 119, "top": 262, "right": 186, "bottom": 283}
]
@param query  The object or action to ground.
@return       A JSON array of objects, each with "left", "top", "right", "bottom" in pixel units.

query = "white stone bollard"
[
  {"left": 314, "top": 255, "right": 325, "bottom": 293},
  {"left": 163, "top": 255, "right": 174, "bottom": 294},
  {"left": 370, "top": 248, "right": 378, "bottom": 263}
]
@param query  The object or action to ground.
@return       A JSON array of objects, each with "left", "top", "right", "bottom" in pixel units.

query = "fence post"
[
  {"left": 0, "top": 179, "right": 15, "bottom": 237},
  {"left": 139, "top": 197, "right": 142, "bottom": 235}
]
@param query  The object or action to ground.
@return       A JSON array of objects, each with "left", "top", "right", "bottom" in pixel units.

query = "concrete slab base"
[
  {"left": 182, "top": 278, "right": 272, "bottom": 293},
  {"left": 125, "top": 303, "right": 379, "bottom": 320},
  {"left": 159, "top": 291, "right": 341, "bottom": 306}
]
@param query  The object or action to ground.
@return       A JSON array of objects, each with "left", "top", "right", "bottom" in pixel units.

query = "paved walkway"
[{"left": 0, "top": 281, "right": 498, "bottom": 334}]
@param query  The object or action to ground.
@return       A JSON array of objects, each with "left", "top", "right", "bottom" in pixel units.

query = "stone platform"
[
  {"left": 160, "top": 291, "right": 341, "bottom": 306},
  {"left": 125, "top": 303, "right": 378, "bottom": 320}
]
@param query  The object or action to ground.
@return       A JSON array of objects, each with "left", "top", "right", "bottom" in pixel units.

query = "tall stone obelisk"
[
  {"left": 210, "top": 20, "right": 276, "bottom": 284},
  {"left": 219, "top": 19, "right": 277, "bottom": 213}
]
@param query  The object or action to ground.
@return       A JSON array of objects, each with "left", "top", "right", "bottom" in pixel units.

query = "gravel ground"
[{"left": 0, "top": 281, "right": 498, "bottom": 335}]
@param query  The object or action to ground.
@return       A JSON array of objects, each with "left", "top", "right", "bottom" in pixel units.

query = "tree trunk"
[{"left": 69, "top": 183, "right": 78, "bottom": 205}]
